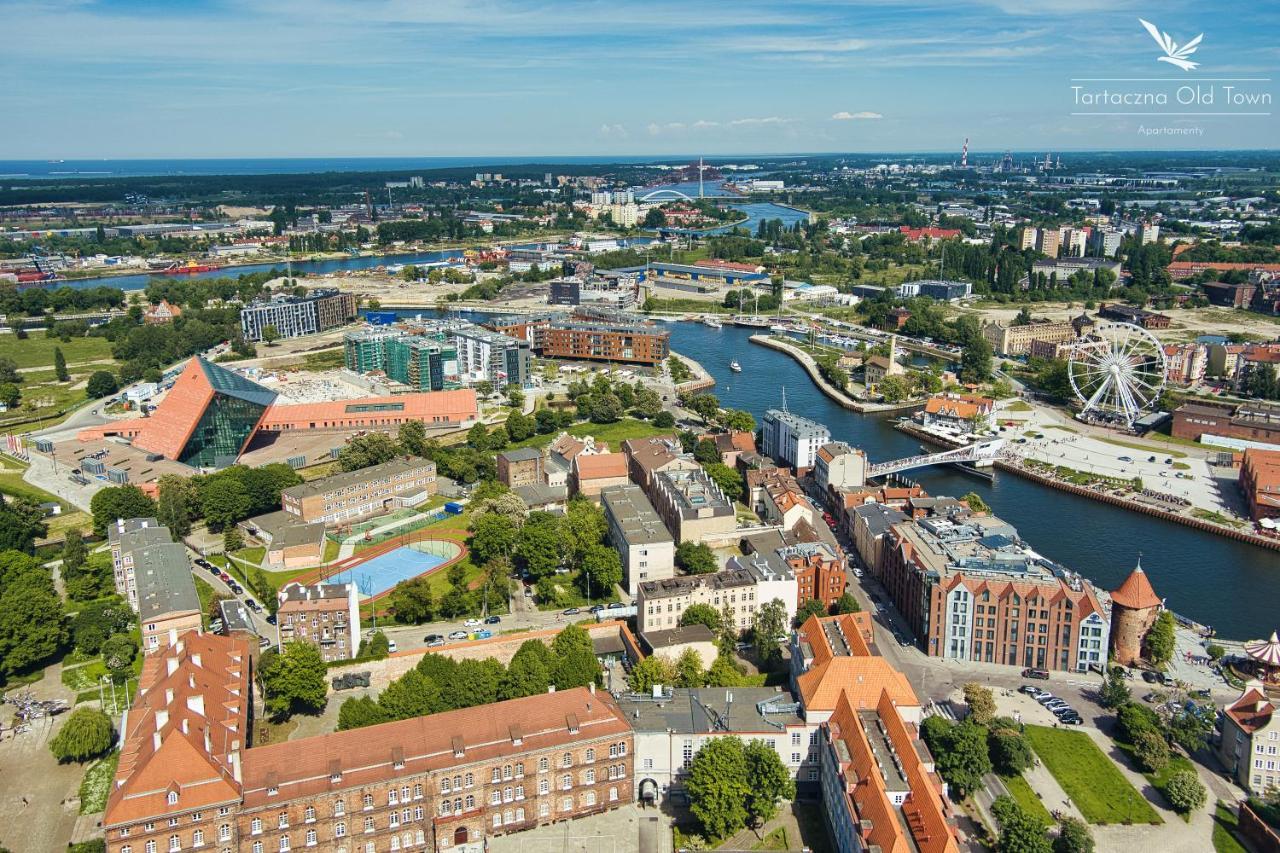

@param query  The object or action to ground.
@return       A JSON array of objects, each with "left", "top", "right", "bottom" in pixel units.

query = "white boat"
[
  {"left": 703, "top": 317, "right": 723, "bottom": 329},
  {"left": 729, "top": 360, "right": 742, "bottom": 372},
  {"left": 770, "top": 324, "right": 791, "bottom": 333}
]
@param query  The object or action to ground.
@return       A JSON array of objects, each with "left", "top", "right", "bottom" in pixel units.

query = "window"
[
  {"left": 168, "top": 792, "right": 180, "bottom": 806},
  {"left": 539, "top": 780, "right": 549, "bottom": 795},
  {"left": 538, "top": 757, "right": 549, "bottom": 773},
  {"left": 219, "top": 825, "right": 231, "bottom": 843},
  {"left": 562, "top": 774, "right": 572, "bottom": 791},
  {"left": 169, "top": 835, "right": 181, "bottom": 852},
  {"left": 122, "top": 848, "right": 131, "bottom": 853},
  {"left": 609, "top": 787, "right": 618, "bottom": 802},
  {"left": 515, "top": 763, "right": 524, "bottom": 778},
  {"left": 464, "top": 773, "right": 474, "bottom": 788},
  {"left": 465, "top": 795, "right": 474, "bottom": 810},
  {"left": 561, "top": 797, "right": 573, "bottom": 812},
  {"left": 251, "top": 819, "right": 263, "bottom": 835},
  {"left": 503, "top": 786, "right": 513, "bottom": 803},
  {"left": 642, "top": 758, "right": 653, "bottom": 770},
  {"left": 279, "top": 813, "right": 289, "bottom": 829},
  {"left": 267, "top": 787, "right": 278, "bottom": 797},
  {"left": 583, "top": 791, "right": 596, "bottom": 807},
  {"left": 334, "top": 823, "right": 346, "bottom": 839},
  {"left": 170, "top": 819, "right": 180, "bottom": 829},
  {"left": 388, "top": 790, "right": 399, "bottom": 806},
  {"left": 334, "top": 800, "right": 345, "bottom": 817},
  {"left": 791, "top": 732, "right": 802, "bottom": 746},
  {"left": 192, "top": 829, "right": 204, "bottom": 847},
  {"left": 490, "top": 791, "right": 500, "bottom": 806},
  {"left": 305, "top": 830, "right": 316, "bottom": 847},
  {"left": 562, "top": 753, "right": 572, "bottom": 768},
  {"left": 441, "top": 778, "right": 451, "bottom": 794},
  {"left": 363, "top": 794, "right": 374, "bottom": 810},
  {"left": 503, "top": 765, "right": 513, "bottom": 780},
  {"left": 413, "top": 783, "right": 423, "bottom": 800},
  {"left": 441, "top": 800, "right": 453, "bottom": 816},
  {"left": 390, "top": 812, "right": 400, "bottom": 829},
  {"left": 585, "top": 749, "right": 595, "bottom": 763},
  {"left": 364, "top": 817, "right": 374, "bottom": 833},
  {"left": 539, "top": 802, "right": 550, "bottom": 818},
  {"left": 219, "top": 807, "right": 231, "bottom": 817},
  {"left": 584, "top": 769, "right": 595, "bottom": 784},
  {"left": 492, "top": 768, "right": 501, "bottom": 784},
  {"left": 146, "top": 842, "right": 157, "bottom": 853},
  {"left": 251, "top": 845, "right": 262, "bottom": 853},
  {"left": 279, "top": 838, "right": 291, "bottom": 852},
  {"left": 608, "top": 744, "right": 618, "bottom": 759},
  {"left": 515, "top": 785, "right": 524, "bottom": 800}
]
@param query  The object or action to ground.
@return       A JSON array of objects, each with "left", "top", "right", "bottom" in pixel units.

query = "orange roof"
[
  {"left": 105, "top": 632, "right": 251, "bottom": 827},
  {"left": 795, "top": 614, "right": 918, "bottom": 712},
  {"left": 574, "top": 451, "right": 629, "bottom": 480},
  {"left": 258, "top": 389, "right": 477, "bottom": 430},
  {"left": 1110, "top": 563, "right": 1161, "bottom": 611},
  {"left": 1225, "top": 688, "right": 1275, "bottom": 733}
]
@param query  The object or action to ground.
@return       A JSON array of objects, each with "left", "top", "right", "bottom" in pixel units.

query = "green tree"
[
  {"left": 516, "top": 511, "right": 566, "bottom": 579},
  {"left": 961, "top": 336, "right": 994, "bottom": 384},
  {"left": 260, "top": 642, "right": 328, "bottom": 719},
  {"left": 61, "top": 529, "right": 87, "bottom": 576},
  {"left": 722, "top": 409, "right": 755, "bottom": 432},
  {"left": 653, "top": 411, "right": 675, "bottom": 428},
  {"left": 0, "top": 383, "right": 19, "bottom": 409},
  {"left": 628, "top": 655, "right": 676, "bottom": 693},
  {"left": 223, "top": 527, "right": 244, "bottom": 553},
  {"left": 933, "top": 720, "right": 992, "bottom": 798},
  {"left": 1131, "top": 729, "right": 1169, "bottom": 773},
  {"left": 89, "top": 485, "right": 156, "bottom": 536},
  {"left": 550, "top": 623, "right": 600, "bottom": 689},
  {"left": 578, "top": 543, "right": 621, "bottom": 599},
  {"left": 1167, "top": 708, "right": 1212, "bottom": 754},
  {"left": 505, "top": 410, "right": 535, "bottom": 441},
  {"left": 705, "top": 462, "right": 744, "bottom": 503},
  {"left": 390, "top": 577, "right": 436, "bottom": 624},
  {"left": 743, "top": 737, "right": 795, "bottom": 826},
  {"left": 833, "top": 592, "right": 861, "bottom": 614},
  {"left": 1145, "top": 610, "right": 1176, "bottom": 668},
  {"left": 752, "top": 598, "right": 788, "bottom": 667},
  {"left": 675, "top": 648, "right": 705, "bottom": 687},
  {"left": 155, "top": 477, "right": 193, "bottom": 538},
  {"left": 679, "top": 603, "right": 722, "bottom": 632},
  {"left": 991, "top": 795, "right": 1051, "bottom": 853},
  {"left": 794, "top": 597, "right": 827, "bottom": 627},
  {"left": 1163, "top": 769, "right": 1206, "bottom": 813},
  {"left": 878, "top": 374, "right": 912, "bottom": 403},
  {"left": 361, "top": 631, "right": 390, "bottom": 658},
  {"left": 694, "top": 438, "right": 720, "bottom": 465},
  {"left": 675, "top": 541, "right": 718, "bottom": 575},
  {"left": 499, "top": 640, "right": 553, "bottom": 699},
  {"left": 0, "top": 551, "right": 66, "bottom": 677},
  {"left": 337, "top": 432, "right": 399, "bottom": 472},
  {"left": 53, "top": 346, "right": 69, "bottom": 382},
  {"left": 988, "top": 726, "right": 1033, "bottom": 776},
  {"left": 563, "top": 498, "right": 607, "bottom": 562},
  {"left": 453, "top": 657, "right": 504, "bottom": 709},
  {"left": 200, "top": 477, "right": 252, "bottom": 531},
  {"left": 470, "top": 513, "right": 519, "bottom": 565},
  {"left": 398, "top": 419, "right": 428, "bottom": 456},
  {"left": 964, "top": 682, "right": 997, "bottom": 725},
  {"left": 48, "top": 708, "right": 115, "bottom": 763},
  {"left": 1116, "top": 701, "right": 1160, "bottom": 744},
  {"left": 261, "top": 325, "right": 280, "bottom": 346},
  {"left": 962, "top": 491, "right": 991, "bottom": 513},
  {"left": 0, "top": 498, "right": 47, "bottom": 554},
  {"left": 686, "top": 736, "right": 751, "bottom": 839},
  {"left": 86, "top": 370, "right": 118, "bottom": 398},
  {"left": 1098, "top": 669, "right": 1131, "bottom": 709},
  {"left": 706, "top": 653, "right": 745, "bottom": 687},
  {"left": 101, "top": 633, "right": 137, "bottom": 683},
  {"left": 378, "top": 669, "right": 443, "bottom": 720},
  {"left": 338, "top": 696, "right": 391, "bottom": 731},
  {"left": 1052, "top": 817, "right": 1094, "bottom": 853}
]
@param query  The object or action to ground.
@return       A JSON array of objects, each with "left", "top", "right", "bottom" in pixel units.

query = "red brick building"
[{"left": 1241, "top": 448, "right": 1280, "bottom": 523}]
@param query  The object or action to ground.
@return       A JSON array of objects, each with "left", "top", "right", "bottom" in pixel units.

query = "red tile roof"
[
  {"left": 574, "top": 451, "right": 629, "bottom": 481},
  {"left": 795, "top": 614, "right": 918, "bottom": 712},
  {"left": 258, "top": 389, "right": 476, "bottom": 430},
  {"left": 1225, "top": 688, "right": 1275, "bottom": 733},
  {"left": 1110, "top": 564, "right": 1161, "bottom": 611}
]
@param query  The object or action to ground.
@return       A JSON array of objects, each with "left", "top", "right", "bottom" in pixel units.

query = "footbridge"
[{"left": 865, "top": 440, "right": 1004, "bottom": 480}]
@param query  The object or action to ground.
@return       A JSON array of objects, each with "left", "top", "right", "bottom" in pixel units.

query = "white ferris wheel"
[{"left": 1067, "top": 321, "right": 1167, "bottom": 429}]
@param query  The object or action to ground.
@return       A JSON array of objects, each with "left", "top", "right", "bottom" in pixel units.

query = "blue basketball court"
[{"left": 334, "top": 544, "right": 452, "bottom": 597}]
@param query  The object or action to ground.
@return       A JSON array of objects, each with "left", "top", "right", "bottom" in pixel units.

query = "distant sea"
[{"left": 0, "top": 156, "right": 685, "bottom": 180}]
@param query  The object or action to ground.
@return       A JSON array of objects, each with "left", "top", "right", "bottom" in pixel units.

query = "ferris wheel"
[{"left": 1067, "top": 321, "right": 1167, "bottom": 429}]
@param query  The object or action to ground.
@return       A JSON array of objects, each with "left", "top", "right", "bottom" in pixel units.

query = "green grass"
[
  {"left": 1003, "top": 400, "right": 1034, "bottom": 412},
  {"left": 323, "top": 538, "right": 341, "bottom": 563},
  {"left": 193, "top": 575, "right": 218, "bottom": 629},
  {"left": 1002, "top": 773, "right": 1054, "bottom": 825},
  {"left": 644, "top": 298, "right": 731, "bottom": 313},
  {"left": 1213, "top": 802, "right": 1248, "bottom": 853},
  {"left": 0, "top": 333, "right": 113, "bottom": 370},
  {"left": 78, "top": 751, "right": 119, "bottom": 814},
  {"left": 1097, "top": 437, "right": 1188, "bottom": 458},
  {"left": 754, "top": 827, "right": 789, "bottom": 850},
  {"left": 232, "top": 545, "right": 266, "bottom": 566},
  {"left": 1192, "top": 508, "right": 1246, "bottom": 529},
  {"left": 0, "top": 459, "right": 67, "bottom": 509},
  {"left": 1117, "top": 742, "right": 1198, "bottom": 820},
  {"left": 1024, "top": 725, "right": 1161, "bottom": 825}
]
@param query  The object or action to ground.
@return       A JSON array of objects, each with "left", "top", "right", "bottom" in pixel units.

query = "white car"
[{"left": 463, "top": 618, "right": 482, "bottom": 628}]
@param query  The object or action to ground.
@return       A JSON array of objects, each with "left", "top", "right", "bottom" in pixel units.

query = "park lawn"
[
  {"left": 1097, "top": 436, "right": 1188, "bottom": 458},
  {"left": 644, "top": 298, "right": 732, "bottom": 314},
  {"left": 1002, "top": 400, "right": 1034, "bottom": 412},
  {"left": 1024, "top": 725, "right": 1162, "bottom": 825},
  {"left": 567, "top": 418, "right": 668, "bottom": 447},
  {"left": 232, "top": 545, "right": 266, "bottom": 566},
  {"left": 0, "top": 459, "right": 68, "bottom": 508},
  {"left": 299, "top": 460, "right": 340, "bottom": 481},
  {"left": 322, "top": 538, "right": 341, "bottom": 563},
  {"left": 78, "top": 751, "right": 119, "bottom": 814},
  {"left": 1002, "top": 773, "right": 1054, "bottom": 825},
  {"left": 0, "top": 333, "right": 113, "bottom": 370},
  {"left": 1213, "top": 802, "right": 1248, "bottom": 853},
  {"left": 754, "top": 827, "right": 789, "bottom": 851},
  {"left": 1118, "top": 743, "right": 1198, "bottom": 821}
]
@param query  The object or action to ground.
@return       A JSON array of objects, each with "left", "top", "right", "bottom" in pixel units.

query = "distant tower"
[
  {"left": 1108, "top": 557, "right": 1163, "bottom": 667},
  {"left": 1001, "top": 151, "right": 1014, "bottom": 173},
  {"left": 960, "top": 137, "right": 969, "bottom": 168},
  {"left": 698, "top": 156, "right": 704, "bottom": 200}
]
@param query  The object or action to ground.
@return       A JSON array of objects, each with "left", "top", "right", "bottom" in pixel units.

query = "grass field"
[
  {"left": 1024, "top": 725, "right": 1161, "bottom": 825},
  {"left": 0, "top": 333, "right": 113, "bottom": 370},
  {"left": 500, "top": 417, "right": 669, "bottom": 455},
  {"left": 1002, "top": 773, "right": 1053, "bottom": 825},
  {"left": 1213, "top": 802, "right": 1248, "bottom": 853},
  {"left": 78, "top": 751, "right": 119, "bottom": 814}
]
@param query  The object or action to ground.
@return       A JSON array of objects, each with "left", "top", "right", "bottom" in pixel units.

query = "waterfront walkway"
[{"left": 748, "top": 334, "right": 915, "bottom": 414}]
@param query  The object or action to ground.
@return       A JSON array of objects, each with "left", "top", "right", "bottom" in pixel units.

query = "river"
[{"left": 666, "top": 321, "right": 1280, "bottom": 641}]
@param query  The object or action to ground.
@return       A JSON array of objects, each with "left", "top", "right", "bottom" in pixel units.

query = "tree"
[
  {"left": 628, "top": 655, "right": 676, "bottom": 693},
  {"left": 675, "top": 648, "right": 705, "bottom": 688},
  {"left": 390, "top": 577, "right": 436, "bottom": 624},
  {"left": 679, "top": 603, "right": 722, "bottom": 632},
  {"left": 338, "top": 696, "right": 390, "bottom": 731},
  {"left": 833, "top": 592, "right": 861, "bottom": 614},
  {"left": 878, "top": 374, "right": 912, "bottom": 402},
  {"left": 675, "top": 541, "right": 718, "bottom": 575},
  {"left": 200, "top": 477, "right": 252, "bottom": 531},
  {"left": 86, "top": 370, "right": 118, "bottom": 398},
  {"left": 752, "top": 598, "right": 788, "bottom": 666},
  {"left": 398, "top": 420, "right": 428, "bottom": 456},
  {"left": 361, "top": 631, "right": 390, "bottom": 658},
  {"left": 505, "top": 410, "right": 535, "bottom": 441},
  {"left": 743, "top": 737, "right": 795, "bottom": 826},
  {"left": 499, "top": 640, "right": 552, "bottom": 699},
  {"left": 685, "top": 736, "right": 751, "bottom": 839},
  {"left": 1116, "top": 701, "right": 1161, "bottom": 744},
  {"left": 0, "top": 383, "right": 18, "bottom": 409},
  {"left": 706, "top": 462, "right": 744, "bottom": 503},
  {"left": 962, "top": 491, "right": 990, "bottom": 513},
  {"left": 991, "top": 795, "right": 1051, "bottom": 853},
  {"left": 49, "top": 708, "right": 115, "bottom": 763},
  {"left": 223, "top": 527, "right": 244, "bottom": 554},
  {"left": 684, "top": 393, "right": 720, "bottom": 422},
  {"left": 452, "top": 658, "right": 503, "bottom": 709},
  {"left": 260, "top": 642, "right": 328, "bottom": 718},
  {"left": 550, "top": 623, "right": 600, "bottom": 689},
  {"left": 0, "top": 498, "right": 46, "bottom": 554},
  {"left": 337, "top": 432, "right": 399, "bottom": 472},
  {"left": 706, "top": 653, "right": 745, "bottom": 687},
  {"left": 1167, "top": 709, "right": 1212, "bottom": 754},
  {"left": 961, "top": 336, "right": 993, "bottom": 384},
  {"left": 89, "top": 485, "right": 156, "bottom": 536},
  {"left": 794, "top": 597, "right": 827, "bottom": 627},
  {"left": 155, "top": 477, "right": 192, "bottom": 538},
  {"left": 562, "top": 498, "right": 607, "bottom": 563},
  {"left": 1145, "top": 610, "right": 1176, "bottom": 668},
  {"left": 378, "top": 669, "right": 443, "bottom": 720},
  {"left": 964, "top": 682, "right": 997, "bottom": 725},
  {"left": 933, "top": 720, "right": 992, "bottom": 798},
  {"left": 1052, "top": 817, "right": 1094, "bottom": 853},
  {"left": 988, "top": 725, "right": 1033, "bottom": 776},
  {"left": 578, "top": 543, "right": 621, "bottom": 598},
  {"left": 61, "top": 528, "right": 87, "bottom": 576},
  {"left": 1131, "top": 729, "right": 1169, "bottom": 772},
  {"left": 1098, "top": 669, "right": 1131, "bottom": 709},
  {"left": 261, "top": 325, "right": 280, "bottom": 346},
  {"left": 53, "top": 346, "right": 69, "bottom": 382},
  {"left": 722, "top": 409, "right": 755, "bottom": 432},
  {"left": 516, "top": 512, "right": 565, "bottom": 579},
  {"left": 653, "top": 411, "right": 675, "bottom": 428},
  {"left": 1163, "top": 769, "right": 1206, "bottom": 813},
  {"left": 694, "top": 438, "right": 720, "bottom": 465},
  {"left": 470, "top": 513, "right": 519, "bottom": 565}
]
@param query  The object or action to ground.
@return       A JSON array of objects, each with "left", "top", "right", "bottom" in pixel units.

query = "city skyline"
[{"left": 2, "top": 0, "right": 1276, "bottom": 159}]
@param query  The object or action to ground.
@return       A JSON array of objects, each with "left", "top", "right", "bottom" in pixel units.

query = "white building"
[
  {"left": 762, "top": 408, "right": 831, "bottom": 472},
  {"left": 601, "top": 485, "right": 675, "bottom": 596}
]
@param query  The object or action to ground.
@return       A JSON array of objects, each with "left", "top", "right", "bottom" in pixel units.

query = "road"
[{"left": 185, "top": 547, "right": 280, "bottom": 646}]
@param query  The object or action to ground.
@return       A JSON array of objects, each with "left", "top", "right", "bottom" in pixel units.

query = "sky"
[{"left": 1, "top": 0, "right": 1277, "bottom": 159}]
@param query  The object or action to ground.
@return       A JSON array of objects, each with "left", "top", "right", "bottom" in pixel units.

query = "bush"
[
  {"left": 1116, "top": 701, "right": 1161, "bottom": 744},
  {"left": 49, "top": 708, "right": 115, "bottom": 763},
  {"left": 1163, "top": 769, "right": 1206, "bottom": 813},
  {"left": 1131, "top": 729, "right": 1170, "bottom": 773}
]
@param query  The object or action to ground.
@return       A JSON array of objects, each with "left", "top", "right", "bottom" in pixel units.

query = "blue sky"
[{"left": 1, "top": 0, "right": 1276, "bottom": 158}]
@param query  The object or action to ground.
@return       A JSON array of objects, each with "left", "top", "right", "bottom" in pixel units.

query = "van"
[
  {"left": 387, "top": 640, "right": 398, "bottom": 653},
  {"left": 1021, "top": 668, "right": 1050, "bottom": 680}
]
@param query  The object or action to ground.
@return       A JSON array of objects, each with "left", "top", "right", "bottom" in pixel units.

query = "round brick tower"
[{"left": 1108, "top": 560, "right": 1162, "bottom": 667}]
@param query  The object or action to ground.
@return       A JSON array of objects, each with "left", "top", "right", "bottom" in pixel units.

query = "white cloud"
[
  {"left": 599, "top": 123, "right": 629, "bottom": 138},
  {"left": 727, "top": 116, "right": 795, "bottom": 126},
  {"left": 832, "top": 111, "right": 883, "bottom": 120}
]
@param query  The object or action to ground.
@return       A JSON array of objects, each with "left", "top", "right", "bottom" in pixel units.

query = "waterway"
[{"left": 666, "top": 321, "right": 1280, "bottom": 641}]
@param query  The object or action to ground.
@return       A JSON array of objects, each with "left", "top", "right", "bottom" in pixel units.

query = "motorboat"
[
  {"left": 703, "top": 317, "right": 723, "bottom": 329},
  {"left": 729, "top": 360, "right": 742, "bottom": 372}
]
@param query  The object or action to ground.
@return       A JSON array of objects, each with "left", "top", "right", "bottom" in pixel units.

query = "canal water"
[{"left": 667, "top": 322, "right": 1280, "bottom": 641}]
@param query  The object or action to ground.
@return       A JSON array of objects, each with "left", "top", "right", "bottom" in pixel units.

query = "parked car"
[
  {"left": 1141, "top": 670, "right": 1160, "bottom": 683},
  {"left": 1021, "top": 668, "right": 1050, "bottom": 680},
  {"left": 563, "top": 608, "right": 580, "bottom": 615},
  {"left": 387, "top": 640, "right": 397, "bottom": 653},
  {"left": 523, "top": 587, "right": 533, "bottom": 597},
  {"left": 448, "top": 631, "right": 468, "bottom": 640},
  {"left": 1035, "top": 693, "right": 1056, "bottom": 705},
  {"left": 427, "top": 638, "right": 445, "bottom": 648},
  {"left": 1058, "top": 714, "right": 1084, "bottom": 725},
  {"left": 1019, "top": 685, "right": 1043, "bottom": 696},
  {"left": 589, "top": 604, "right": 605, "bottom": 614},
  {"left": 463, "top": 618, "right": 482, "bottom": 628},
  {"left": 472, "top": 630, "right": 492, "bottom": 640},
  {"left": 219, "top": 572, "right": 231, "bottom": 583},
  {"left": 424, "top": 634, "right": 443, "bottom": 644},
  {"left": 483, "top": 616, "right": 501, "bottom": 625},
  {"left": 607, "top": 602, "right": 627, "bottom": 609}
]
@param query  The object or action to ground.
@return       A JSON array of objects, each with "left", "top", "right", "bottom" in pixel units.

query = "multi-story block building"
[
  {"left": 109, "top": 517, "right": 169, "bottom": 610},
  {"left": 108, "top": 517, "right": 201, "bottom": 652},
  {"left": 621, "top": 435, "right": 698, "bottom": 492},
  {"left": 981, "top": 319, "right": 1076, "bottom": 356},
  {"left": 383, "top": 335, "right": 462, "bottom": 391},
  {"left": 539, "top": 321, "right": 670, "bottom": 366},
  {"left": 453, "top": 326, "right": 532, "bottom": 388},
  {"left": 343, "top": 327, "right": 405, "bottom": 374},
  {"left": 104, "top": 632, "right": 635, "bottom": 853},
  {"left": 1220, "top": 682, "right": 1280, "bottom": 796},
  {"left": 601, "top": 485, "right": 675, "bottom": 596},
  {"left": 281, "top": 457, "right": 437, "bottom": 525},
  {"left": 240, "top": 288, "right": 357, "bottom": 341},
  {"left": 882, "top": 511, "right": 1109, "bottom": 672},
  {"left": 496, "top": 447, "right": 545, "bottom": 488},
  {"left": 276, "top": 581, "right": 361, "bottom": 662},
  {"left": 637, "top": 567, "right": 764, "bottom": 635},
  {"left": 762, "top": 409, "right": 831, "bottom": 472},
  {"left": 649, "top": 467, "right": 736, "bottom": 544},
  {"left": 814, "top": 442, "right": 867, "bottom": 496}
]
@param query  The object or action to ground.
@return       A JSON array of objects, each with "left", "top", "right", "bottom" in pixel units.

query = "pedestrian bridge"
[
  {"left": 866, "top": 440, "right": 1004, "bottom": 479},
  {"left": 637, "top": 189, "right": 696, "bottom": 202}
]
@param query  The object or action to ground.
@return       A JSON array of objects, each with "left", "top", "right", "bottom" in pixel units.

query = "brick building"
[
  {"left": 1240, "top": 448, "right": 1280, "bottom": 523},
  {"left": 496, "top": 447, "right": 545, "bottom": 488},
  {"left": 1107, "top": 562, "right": 1162, "bottom": 667},
  {"left": 276, "top": 582, "right": 361, "bottom": 662},
  {"left": 1172, "top": 400, "right": 1280, "bottom": 445},
  {"left": 539, "top": 322, "right": 670, "bottom": 365},
  {"left": 281, "top": 457, "right": 438, "bottom": 525},
  {"left": 649, "top": 468, "right": 736, "bottom": 543}
]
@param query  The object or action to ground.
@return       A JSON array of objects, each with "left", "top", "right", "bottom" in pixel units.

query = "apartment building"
[
  {"left": 649, "top": 467, "right": 736, "bottom": 544},
  {"left": 109, "top": 517, "right": 169, "bottom": 610},
  {"left": 453, "top": 326, "right": 532, "bottom": 388},
  {"left": 539, "top": 321, "right": 670, "bottom": 366},
  {"left": 276, "top": 582, "right": 361, "bottom": 662},
  {"left": 497, "top": 447, "right": 545, "bottom": 488},
  {"left": 621, "top": 435, "right": 698, "bottom": 492},
  {"left": 108, "top": 517, "right": 201, "bottom": 652},
  {"left": 762, "top": 409, "right": 831, "bottom": 472},
  {"left": 1220, "top": 682, "right": 1280, "bottom": 795},
  {"left": 882, "top": 512, "right": 1109, "bottom": 672},
  {"left": 601, "top": 485, "right": 675, "bottom": 596},
  {"left": 281, "top": 457, "right": 437, "bottom": 525},
  {"left": 240, "top": 288, "right": 357, "bottom": 341},
  {"left": 814, "top": 442, "right": 867, "bottom": 495},
  {"left": 980, "top": 319, "right": 1076, "bottom": 356},
  {"left": 104, "top": 632, "right": 635, "bottom": 853},
  {"left": 637, "top": 568, "right": 761, "bottom": 635}
]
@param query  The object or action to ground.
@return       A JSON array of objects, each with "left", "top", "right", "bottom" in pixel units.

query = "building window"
[
  {"left": 562, "top": 752, "right": 572, "bottom": 768},
  {"left": 609, "top": 787, "right": 618, "bottom": 802},
  {"left": 583, "top": 791, "right": 596, "bottom": 807},
  {"left": 538, "top": 757, "right": 548, "bottom": 773},
  {"left": 305, "top": 830, "right": 316, "bottom": 848},
  {"left": 251, "top": 845, "right": 262, "bottom": 853},
  {"left": 251, "top": 819, "right": 262, "bottom": 835},
  {"left": 219, "top": 825, "right": 231, "bottom": 843},
  {"left": 168, "top": 836, "right": 180, "bottom": 852},
  {"left": 539, "top": 780, "right": 549, "bottom": 795},
  {"left": 363, "top": 794, "right": 374, "bottom": 810},
  {"left": 192, "top": 829, "right": 204, "bottom": 847},
  {"left": 562, "top": 774, "right": 572, "bottom": 791},
  {"left": 334, "top": 823, "right": 346, "bottom": 839},
  {"left": 584, "top": 769, "right": 595, "bottom": 784},
  {"left": 334, "top": 800, "right": 345, "bottom": 817},
  {"left": 279, "top": 838, "right": 291, "bottom": 853},
  {"left": 585, "top": 749, "right": 595, "bottom": 763},
  {"left": 364, "top": 817, "right": 374, "bottom": 833},
  {"left": 539, "top": 802, "right": 550, "bottom": 818},
  {"left": 561, "top": 797, "right": 572, "bottom": 812},
  {"left": 168, "top": 792, "right": 179, "bottom": 806}
]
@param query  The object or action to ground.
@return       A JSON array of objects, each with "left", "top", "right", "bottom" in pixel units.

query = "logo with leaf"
[{"left": 1139, "top": 19, "right": 1202, "bottom": 71}]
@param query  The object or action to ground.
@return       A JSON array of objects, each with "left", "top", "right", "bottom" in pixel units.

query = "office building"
[
  {"left": 453, "top": 326, "right": 532, "bottom": 388},
  {"left": 601, "top": 485, "right": 675, "bottom": 595},
  {"left": 762, "top": 409, "right": 831, "bottom": 472},
  {"left": 650, "top": 468, "right": 736, "bottom": 543},
  {"left": 281, "top": 457, "right": 437, "bottom": 525},
  {"left": 636, "top": 568, "right": 761, "bottom": 635},
  {"left": 104, "top": 633, "right": 635, "bottom": 853},
  {"left": 276, "top": 581, "right": 361, "bottom": 662},
  {"left": 240, "top": 288, "right": 358, "bottom": 341},
  {"left": 915, "top": 279, "right": 972, "bottom": 301}
]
